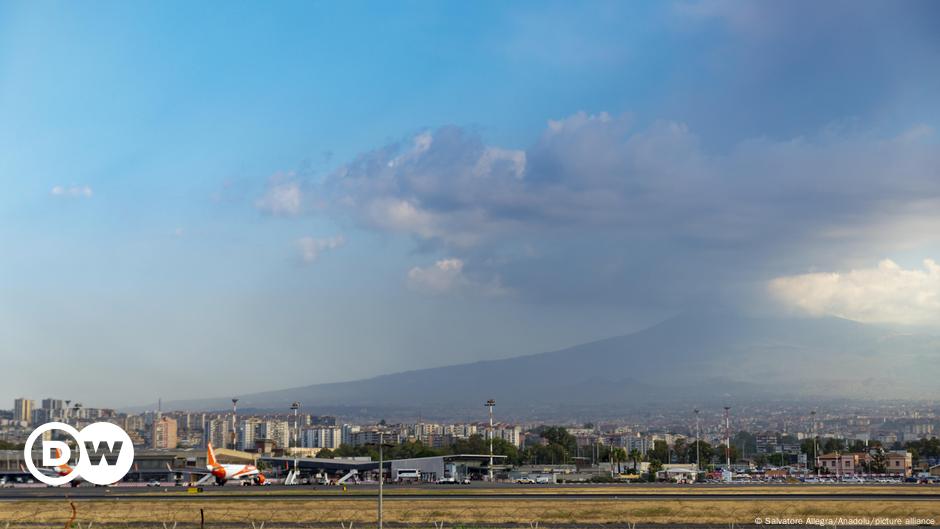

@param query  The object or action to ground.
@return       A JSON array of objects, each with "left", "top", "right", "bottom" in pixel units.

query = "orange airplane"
[
  {"left": 205, "top": 443, "right": 266, "bottom": 486},
  {"left": 22, "top": 448, "right": 84, "bottom": 487}
]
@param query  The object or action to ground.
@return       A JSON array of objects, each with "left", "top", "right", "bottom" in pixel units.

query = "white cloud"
[
  {"left": 407, "top": 258, "right": 467, "bottom": 294},
  {"left": 50, "top": 185, "right": 93, "bottom": 198},
  {"left": 297, "top": 235, "right": 345, "bottom": 264},
  {"left": 407, "top": 258, "right": 509, "bottom": 297},
  {"left": 769, "top": 259, "right": 940, "bottom": 325},
  {"left": 367, "top": 199, "right": 437, "bottom": 238},
  {"left": 256, "top": 176, "right": 302, "bottom": 216},
  {"left": 474, "top": 147, "right": 526, "bottom": 179}
]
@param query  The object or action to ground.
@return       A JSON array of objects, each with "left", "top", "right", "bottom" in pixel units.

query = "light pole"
[
  {"left": 291, "top": 402, "right": 301, "bottom": 476},
  {"left": 723, "top": 406, "right": 731, "bottom": 473},
  {"left": 485, "top": 399, "right": 496, "bottom": 482},
  {"left": 694, "top": 409, "right": 701, "bottom": 472},
  {"left": 810, "top": 410, "right": 817, "bottom": 476},
  {"left": 378, "top": 431, "right": 387, "bottom": 529},
  {"left": 231, "top": 398, "right": 239, "bottom": 450}
]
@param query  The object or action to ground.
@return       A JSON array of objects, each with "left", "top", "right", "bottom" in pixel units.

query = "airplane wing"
[
  {"left": 19, "top": 464, "right": 63, "bottom": 479},
  {"left": 165, "top": 464, "right": 211, "bottom": 476}
]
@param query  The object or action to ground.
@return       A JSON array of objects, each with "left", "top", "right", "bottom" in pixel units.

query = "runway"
[{"left": 1, "top": 484, "right": 939, "bottom": 502}]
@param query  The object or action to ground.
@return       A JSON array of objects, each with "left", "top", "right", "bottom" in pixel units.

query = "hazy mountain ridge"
[{"left": 145, "top": 312, "right": 940, "bottom": 415}]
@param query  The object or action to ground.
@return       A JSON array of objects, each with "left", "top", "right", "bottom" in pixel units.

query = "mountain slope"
[{"left": 153, "top": 312, "right": 940, "bottom": 414}]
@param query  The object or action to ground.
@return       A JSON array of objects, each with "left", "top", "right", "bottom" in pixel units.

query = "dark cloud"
[
  {"left": 247, "top": 1, "right": 940, "bottom": 312},
  {"left": 670, "top": 0, "right": 940, "bottom": 144},
  {"left": 288, "top": 111, "right": 940, "bottom": 309}
]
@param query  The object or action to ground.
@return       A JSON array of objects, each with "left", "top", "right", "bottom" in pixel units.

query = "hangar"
[{"left": 260, "top": 454, "right": 509, "bottom": 483}]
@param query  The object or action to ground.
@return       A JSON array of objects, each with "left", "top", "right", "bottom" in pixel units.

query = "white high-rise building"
[
  {"left": 302, "top": 427, "right": 343, "bottom": 449},
  {"left": 262, "top": 420, "right": 290, "bottom": 449},
  {"left": 238, "top": 418, "right": 262, "bottom": 450},
  {"left": 342, "top": 424, "right": 360, "bottom": 445},
  {"left": 13, "top": 398, "right": 34, "bottom": 425},
  {"left": 207, "top": 418, "right": 232, "bottom": 449},
  {"left": 494, "top": 425, "right": 523, "bottom": 448},
  {"left": 41, "top": 399, "right": 65, "bottom": 411},
  {"left": 446, "top": 424, "right": 478, "bottom": 438}
]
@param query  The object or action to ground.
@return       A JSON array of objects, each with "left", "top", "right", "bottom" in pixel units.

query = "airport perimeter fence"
[{"left": 0, "top": 499, "right": 937, "bottom": 529}]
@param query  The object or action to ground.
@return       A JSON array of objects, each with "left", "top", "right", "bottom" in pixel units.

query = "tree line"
[{"left": 315, "top": 428, "right": 940, "bottom": 472}]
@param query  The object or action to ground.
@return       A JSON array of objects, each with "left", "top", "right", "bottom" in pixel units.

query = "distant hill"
[{"left": 148, "top": 312, "right": 940, "bottom": 417}]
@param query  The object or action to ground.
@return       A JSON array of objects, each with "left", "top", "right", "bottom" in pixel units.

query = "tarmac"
[{"left": 1, "top": 482, "right": 939, "bottom": 502}]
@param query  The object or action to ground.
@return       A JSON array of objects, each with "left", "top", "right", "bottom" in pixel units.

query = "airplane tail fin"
[
  {"left": 53, "top": 448, "right": 72, "bottom": 473},
  {"left": 207, "top": 442, "right": 219, "bottom": 468}
]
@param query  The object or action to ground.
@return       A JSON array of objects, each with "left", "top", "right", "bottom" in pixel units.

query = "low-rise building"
[
  {"left": 816, "top": 451, "right": 913, "bottom": 477},
  {"left": 884, "top": 451, "right": 913, "bottom": 477},
  {"left": 816, "top": 452, "right": 863, "bottom": 475}
]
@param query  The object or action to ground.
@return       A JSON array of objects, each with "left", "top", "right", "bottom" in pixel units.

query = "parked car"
[{"left": 146, "top": 480, "right": 162, "bottom": 487}]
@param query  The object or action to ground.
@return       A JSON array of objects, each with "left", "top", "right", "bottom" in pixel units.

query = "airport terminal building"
[
  {"left": 261, "top": 453, "right": 509, "bottom": 483},
  {"left": 1, "top": 448, "right": 508, "bottom": 485}
]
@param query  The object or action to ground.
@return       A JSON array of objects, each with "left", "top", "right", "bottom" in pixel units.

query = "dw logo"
[{"left": 23, "top": 422, "right": 135, "bottom": 486}]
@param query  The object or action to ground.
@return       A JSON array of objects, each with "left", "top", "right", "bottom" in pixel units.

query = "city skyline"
[
  {"left": 3, "top": 393, "right": 936, "bottom": 468},
  {"left": 3, "top": 1, "right": 940, "bottom": 406}
]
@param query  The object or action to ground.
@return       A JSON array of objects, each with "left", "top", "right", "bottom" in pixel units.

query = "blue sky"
[{"left": 2, "top": 1, "right": 939, "bottom": 407}]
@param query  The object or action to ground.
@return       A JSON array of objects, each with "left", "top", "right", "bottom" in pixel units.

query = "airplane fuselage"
[{"left": 213, "top": 463, "right": 260, "bottom": 481}]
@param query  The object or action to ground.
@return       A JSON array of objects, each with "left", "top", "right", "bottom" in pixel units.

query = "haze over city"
[
  {"left": 4, "top": 3, "right": 940, "bottom": 527},
  {"left": 2, "top": 0, "right": 940, "bottom": 408}
]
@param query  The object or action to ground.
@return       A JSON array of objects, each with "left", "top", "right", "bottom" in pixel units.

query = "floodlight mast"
[
  {"left": 291, "top": 401, "right": 301, "bottom": 474},
  {"left": 811, "top": 410, "right": 818, "bottom": 476},
  {"left": 724, "top": 406, "right": 731, "bottom": 472},
  {"left": 485, "top": 399, "right": 496, "bottom": 481},
  {"left": 378, "top": 431, "right": 391, "bottom": 529},
  {"left": 232, "top": 398, "right": 239, "bottom": 450}
]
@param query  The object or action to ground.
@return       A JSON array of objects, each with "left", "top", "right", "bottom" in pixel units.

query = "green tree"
[
  {"left": 732, "top": 431, "right": 756, "bottom": 459},
  {"left": 869, "top": 448, "right": 887, "bottom": 474},
  {"left": 849, "top": 440, "right": 867, "bottom": 453},
  {"left": 539, "top": 426, "right": 577, "bottom": 454},
  {"left": 648, "top": 440, "right": 669, "bottom": 464},
  {"left": 822, "top": 437, "right": 845, "bottom": 454},
  {"left": 523, "top": 443, "right": 566, "bottom": 465},
  {"left": 688, "top": 440, "right": 714, "bottom": 468},
  {"left": 904, "top": 437, "right": 940, "bottom": 465},
  {"left": 611, "top": 447, "right": 627, "bottom": 473},
  {"left": 520, "top": 425, "right": 578, "bottom": 465},
  {"left": 673, "top": 438, "right": 689, "bottom": 464},
  {"left": 801, "top": 437, "right": 824, "bottom": 470},
  {"left": 715, "top": 444, "right": 738, "bottom": 465},
  {"left": 628, "top": 449, "right": 642, "bottom": 472}
]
